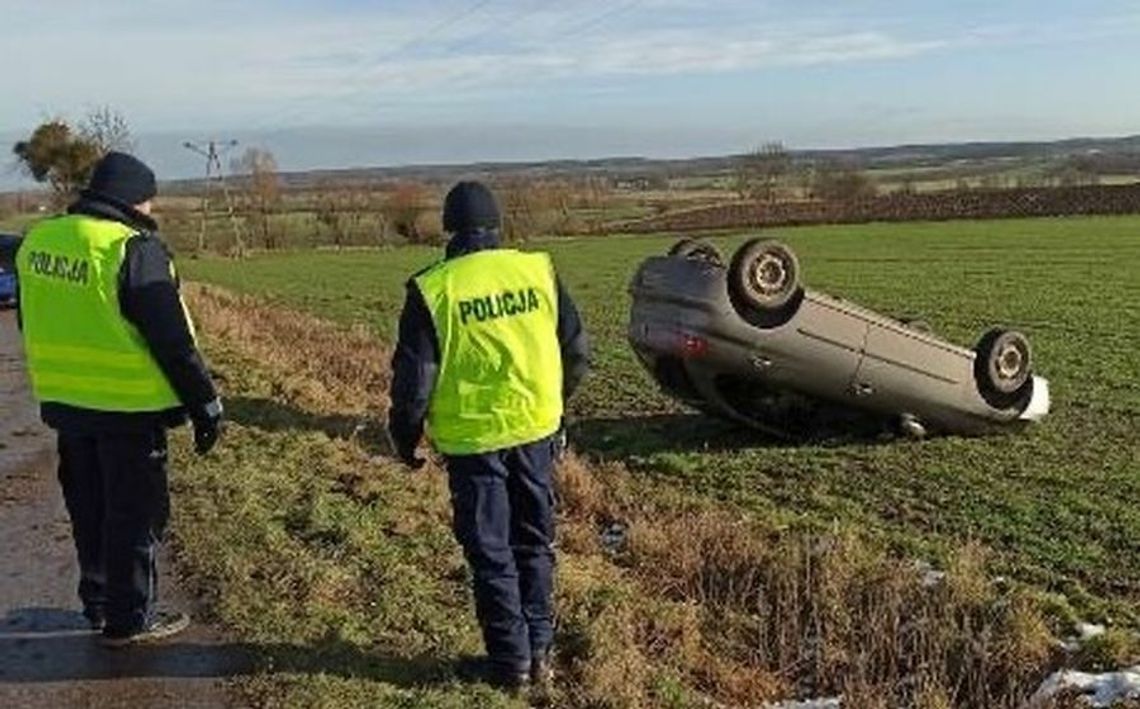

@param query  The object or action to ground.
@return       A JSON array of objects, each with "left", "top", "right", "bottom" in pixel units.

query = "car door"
[
  {"left": 851, "top": 320, "right": 972, "bottom": 416},
  {"left": 764, "top": 292, "right": 869, "bottom": 402}
]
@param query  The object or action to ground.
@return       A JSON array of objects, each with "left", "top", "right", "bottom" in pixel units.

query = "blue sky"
[{"left": 3, "top": 0, "right": 1140, "bottom": 180}]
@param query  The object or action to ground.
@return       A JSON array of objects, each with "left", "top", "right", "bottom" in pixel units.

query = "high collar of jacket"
[
  {"left": 445, "top": 228, "right": 500, "bottom": 260},
  {"left": 68, "top": 194, "right": 158, "bottom": 233}
]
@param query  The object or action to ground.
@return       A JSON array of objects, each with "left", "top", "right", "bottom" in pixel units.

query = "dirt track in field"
[{"left": 0, "top": 311, "right": 246, "bottom": 709}]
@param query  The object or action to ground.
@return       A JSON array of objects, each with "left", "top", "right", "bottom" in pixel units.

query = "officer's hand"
[
  {"left": 192, "top": 398, "right": 224, "bottom": 455},
  {"left": 404, "top": 455, "right": 427, "bottom": 471}
]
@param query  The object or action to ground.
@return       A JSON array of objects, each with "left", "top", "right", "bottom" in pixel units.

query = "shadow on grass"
[
  {"left": 223, "top": 396, "right": 393, "bottom": 457},
  {"left": 571, "top": 408, "right": 896, "bottom": 458},
  {"left": 0, "top": 607, "right": 460, "bottom": 689}
]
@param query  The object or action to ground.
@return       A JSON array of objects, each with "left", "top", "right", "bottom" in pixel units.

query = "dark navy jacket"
[
  {"left": 388, "top": 230, "right": 590, "bottom": 460},
  {"left": 17, "top": 196, "right": 217, "bottom": 433}
]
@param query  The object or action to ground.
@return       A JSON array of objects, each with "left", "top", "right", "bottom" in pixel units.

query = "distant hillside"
[
  {"left": 8, "top": 133, "right": 1139, "bottom": 196},
  {"left": 162, "top": 134, "right": 1140, "bottom": 193}
]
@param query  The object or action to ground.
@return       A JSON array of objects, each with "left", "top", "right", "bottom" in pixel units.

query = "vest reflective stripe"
[
  {"left": 415, "top": 249, "right": 563, "bottom": 455},
  {"left": 31, "top": 371, "right": 176, "bottom": 398},
  {"left": 17, "top": 215, "right": 187, "bottom": 412},
  {"left": 26, "top": 343, "right": 155, "bottom": 370}
]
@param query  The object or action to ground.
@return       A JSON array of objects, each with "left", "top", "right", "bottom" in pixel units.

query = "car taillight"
[{"left": 681, "top": 334, "right": 708, "bottom": 358}]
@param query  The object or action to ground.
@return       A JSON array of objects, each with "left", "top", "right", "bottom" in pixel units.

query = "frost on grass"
[{"left": 1028, "top": 666, "right": 1140, "bottom": 707}]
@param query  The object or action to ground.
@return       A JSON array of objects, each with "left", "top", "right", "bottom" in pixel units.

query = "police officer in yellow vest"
[
  {"left": 16, "top": 152, "right": 222, "bottom": 647},
  {"left": 389, "top": 181, "right": 589, "bottom": 690}
]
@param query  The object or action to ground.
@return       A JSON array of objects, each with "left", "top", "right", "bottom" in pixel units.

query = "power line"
[
  {"left": 281, "top": 0, "right": 649, "bottom": 129},
  {"left": 255, "top": 0, "right": 499, "bottom": 131},
  {"left": 548, "top": 0, "right": 644, "bottom": 45},
  {"left": 240, "top": 0, "right": 648, "bottom": 138},
  {"left": 440, "top": 0, "right": 548, "bottom": 52},
  {"left": 373, "top": 0, "right": 497, "bottom": 66}
]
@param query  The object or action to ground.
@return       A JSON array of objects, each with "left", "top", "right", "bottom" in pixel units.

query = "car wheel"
[
  {"left": 729, "top": 238, "right": 802, "bottom": 312},
  {"left": 668, "top": 238, "right": 724, "bottom": 266},
  {"left": 974, "top": 328, "right": 1033, "bottom": 407}
]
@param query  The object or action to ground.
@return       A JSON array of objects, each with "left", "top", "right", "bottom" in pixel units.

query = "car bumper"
[{"left": 1018, "top": 376, "right": 1051, "bottom": 422}]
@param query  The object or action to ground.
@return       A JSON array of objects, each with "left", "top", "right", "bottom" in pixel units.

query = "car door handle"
[{"left": 751, "top": 354, "right": 773, "bottom": 370}]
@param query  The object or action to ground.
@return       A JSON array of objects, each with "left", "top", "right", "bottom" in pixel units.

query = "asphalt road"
[{"left": 0, "top": 311, "right": 245, "bottom": 708}]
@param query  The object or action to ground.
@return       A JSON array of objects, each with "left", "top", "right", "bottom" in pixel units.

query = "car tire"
[
  {"left": 668, "top": 238, "right": 724, "bottom": 266},
  {"left": 974, "top": 328, "right": 1033, "bottom": 408},
  {"left": 728, "top": 238, "right": 802, "bottom": 313}
]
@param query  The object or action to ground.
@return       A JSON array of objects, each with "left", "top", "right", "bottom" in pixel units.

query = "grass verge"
[{"left": 167, "top": 284, "right": 1139, "bottom": 707}]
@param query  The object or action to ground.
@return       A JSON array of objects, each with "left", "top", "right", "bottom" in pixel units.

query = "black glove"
[
  {"left": 191, "top": 398, "right": 224, "bottom": 455},
  {"left": 399, "top": 447, "right": 427, "bottom": 471}
]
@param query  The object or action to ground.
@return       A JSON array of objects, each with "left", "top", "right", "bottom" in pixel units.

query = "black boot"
[
  {"left": 100, "top": 610, "right": 190, "bottom": 648},
  {"left": 488, "top": 663, "right": 530, "bottom": 692},
  {"left": 455, "top": 656, "right": 530, "bottom": 693}
]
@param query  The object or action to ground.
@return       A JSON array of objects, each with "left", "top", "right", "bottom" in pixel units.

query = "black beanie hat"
[
  {"left": 83, "top": 151, "right": 157, "bottom": 207},
  {"left": 442, "top": 181, "right": 500, "bottom": 234}
]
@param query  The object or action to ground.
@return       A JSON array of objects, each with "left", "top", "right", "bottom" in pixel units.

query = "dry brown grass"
[
  {"left": 185, "top": 283, "right": 390, "bottom": 417},
  {"left": 554, "top": 457, "right": 1063, "bottom": 707},
  {"left": 185, "top": 284, "right": 1080, "bottom": 708}
]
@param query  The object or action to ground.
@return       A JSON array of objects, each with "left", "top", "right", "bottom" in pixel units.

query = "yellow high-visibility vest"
[
  {"left": 17, "top": 214, "right": 189, "bottom": 412},
  {"left": 415, "top": 249, "right": 563, "bottom": 455}
]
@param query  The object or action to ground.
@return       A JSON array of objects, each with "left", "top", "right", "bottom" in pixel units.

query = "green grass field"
[{"left": 182, "top": 216, "right": 1140, "bottom": 624}]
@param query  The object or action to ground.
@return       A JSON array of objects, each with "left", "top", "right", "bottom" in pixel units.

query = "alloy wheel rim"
[{"left": 751, "top": 253, "right": 789, "bottom": 295}]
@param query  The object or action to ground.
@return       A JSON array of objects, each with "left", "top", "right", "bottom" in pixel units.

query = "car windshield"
[{"left": 0, "top": 236, "right": 19, "bottom": 271}]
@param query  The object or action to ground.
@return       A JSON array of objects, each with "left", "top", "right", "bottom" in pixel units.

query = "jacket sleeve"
[
  {"left": 119, "top": 235, "right": 218, "bottom": 410},
  {"left": 388, "top": 281, "right": 439, "bottom": 459},
  {"left": 556, "top": 277, "right": 590, "bottom": 399}
]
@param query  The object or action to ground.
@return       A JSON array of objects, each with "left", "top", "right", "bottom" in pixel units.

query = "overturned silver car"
[{"left": 628, "top": 238, "right": 1050, "bottom": 439}]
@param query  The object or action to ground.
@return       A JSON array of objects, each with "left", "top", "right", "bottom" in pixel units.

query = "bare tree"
[
  {"left": 497, "top": 179, "right": 542, "bottom": 243},
  {"left": 734, "top": 142, "right": 792, "bottom": 202},
  {"left": 812, "top": 159, "right": 878, "bottom": 202},
  {"left": 313, "top": 186, "right": 392, "bottom": 248},
  {"left": 1049, "top": 156, "right": 1101, "bottom": 187},
  {"left": 577, "top": 176, "right": 613, "bottom": 234},
  {"left": 494, "top": 179, "right": 576, "bottom": 241},
  {"left": 81, "top": 107, "right": 134, "bottom": 154},
  {"left": 232, "top": 147, "right": 282, "bottom": 248},
  {"left": 11, "top": 109, "right": 134, "bottom": 207},
  {"left": 314, "top": 189, "right": 361, "bottom": 248},
  {"left": 382, "top": 183, "right": 430, "bottom": 244}
]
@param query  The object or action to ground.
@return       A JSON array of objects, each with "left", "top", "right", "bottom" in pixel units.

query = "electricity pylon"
[{"left": 183, "top": 139, "right": 246, "bottom": 255}]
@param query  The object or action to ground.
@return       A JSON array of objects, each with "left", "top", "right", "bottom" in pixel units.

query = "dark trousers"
[
  {"left": 56, "top": 428, "right": 170, "bottom": 633},
  {"left": 446, "top": 436, "right": 557, "bottom": 671}
]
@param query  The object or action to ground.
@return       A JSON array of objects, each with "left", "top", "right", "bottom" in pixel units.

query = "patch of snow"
[
  {"left": 764, "top": 698, "right": 842, "bottom": 709},
  {"left": 1059, "top": 638, "right": 1082, "bottom": 653},
  {"left": 1078, "top": 623, "right": 1107, "bottom": 641},
  {"left": 913, "top": 560, "right": 946, "bottom": 588},
  {"left": 1028, "top": 666, "right": 1140, "bottom": 707},
  {"left": 1059, "top": 622, "right": 1110, "bottom": 653},
  {"left": 921, "top": 570, "right": 947, "bottom": 587}
]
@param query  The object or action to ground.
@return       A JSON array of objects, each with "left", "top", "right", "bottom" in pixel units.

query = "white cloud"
[
  {"left": 252, "top": 26, "right": 948, "bottom": 103},
  {"left": 0, "top": 0, "right": 1136, "bottom": 131}
]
